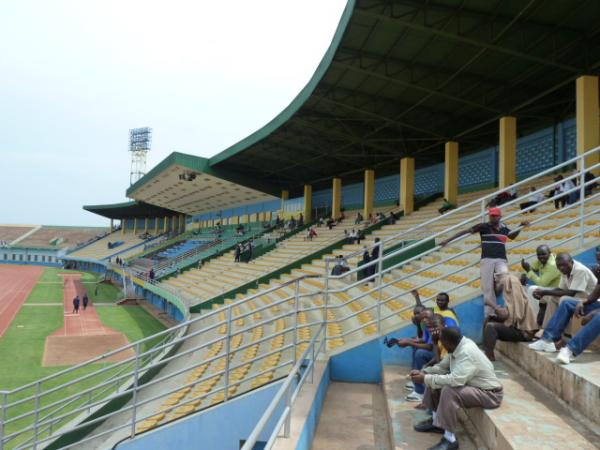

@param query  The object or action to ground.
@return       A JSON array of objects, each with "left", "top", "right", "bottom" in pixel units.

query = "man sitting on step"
[
  {"left": 483, "top": 274, "right": 538, "bottom": 361},
  {"left": 529, "top": 275, "right": 600, "bottom": 364},
  {"left": 520, "top": 245, "right": 561, "bottom": 327},
  {"left": 529, "top": 253, "right": 596, "bottom": 328},
  {"left": 412, "top": 327, "right": 503, "bottom": 450}
]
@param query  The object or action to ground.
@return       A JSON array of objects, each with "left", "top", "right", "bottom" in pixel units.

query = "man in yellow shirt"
[{"left": 520, "top": 245, "right": 561, "bottom": 326}]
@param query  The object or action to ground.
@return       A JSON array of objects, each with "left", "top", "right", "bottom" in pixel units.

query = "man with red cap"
[{"left": 440, "top": 207, "right": 529, "bottom": 316}]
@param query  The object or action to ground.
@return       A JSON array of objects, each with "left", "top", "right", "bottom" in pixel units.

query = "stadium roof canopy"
[
  {"left": 128, "top": 0, "right": 600, "bottom": 206},
  {"left": 83, "top": 201, "right": 181, "bottom": 220},
  {"left": 126, "top": 153, "right": 278, "bottom": 216}
]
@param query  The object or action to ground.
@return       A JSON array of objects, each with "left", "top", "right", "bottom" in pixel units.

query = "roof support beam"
[
  {"left": 354, "top": 9, "right": 583, "bottom": 73},
  {"left": 333, "top": 61, "right": 503, "bottom": 114}
]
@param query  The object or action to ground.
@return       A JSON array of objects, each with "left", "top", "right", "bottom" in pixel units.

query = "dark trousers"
[
  {"left": 483, "top": 322, "right": 530, "bottom": 357},
  {"left": 554, "top": 194, "right": 568, "bottom": 209},
  {"left": 519, "top": 201, "right": 538, "bottom": 212}
]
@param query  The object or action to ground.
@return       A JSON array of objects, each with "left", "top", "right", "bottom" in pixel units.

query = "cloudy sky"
[{"left": 0, "top": 0, "right": 347, "bottom": 226}]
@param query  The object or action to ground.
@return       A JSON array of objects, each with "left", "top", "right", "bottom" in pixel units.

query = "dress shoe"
[
  {"left": 427, "top": 437, "right": 459, "bottom": 450},
  {"left": 414, "top": 419, "right": 444, "bottom": 433}
]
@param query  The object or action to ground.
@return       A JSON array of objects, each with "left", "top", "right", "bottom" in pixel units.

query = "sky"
[{"left": 0, "top": 0, "right": 348, "bottom": 227}]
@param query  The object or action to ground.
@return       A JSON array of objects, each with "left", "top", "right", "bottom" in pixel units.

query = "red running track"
[
  {"left": 0, "top": 265, "right": 45, "bottom": 338},
  {"left": 53, "top": 274, "right": 119, "bottom": 337}
]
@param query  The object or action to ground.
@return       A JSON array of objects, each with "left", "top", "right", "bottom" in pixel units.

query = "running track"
[
  {"left": 53, "top": 274, "right": 119, "bottom": 336},
  {"left": 0, "top": 265, "right": 45, "bottom": 338}
]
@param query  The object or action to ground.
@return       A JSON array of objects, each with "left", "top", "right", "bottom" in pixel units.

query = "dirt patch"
[{"left": 43, "top": 334, "right": 135, "bottom": 366}]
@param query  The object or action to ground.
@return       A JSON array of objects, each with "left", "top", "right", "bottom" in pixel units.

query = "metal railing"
[{"left": 0, "top": 147, "right": 599, "bottom": 450}]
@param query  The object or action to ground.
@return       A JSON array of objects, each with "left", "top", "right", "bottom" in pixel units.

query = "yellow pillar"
[
  {"left": 281, "top": 190, "right": 289, "bottom": 213},
  {"left": 499, "top": 116, "right": 517, "bottom": 188},
  {"left": 133, "top": 217, "right": 138, "bottom": 234},
  {"left": 577, "top": 75, "right": 600, "bottom": 171},
  {"left": 241, "top": 214, "right": 248, "bottom": 224},
  {"left": 303, "top": 185, "right": 313, "bottom": 222},
  {"left": 332, "top": 177, "right": 342, "bottom": 219},
  {"left": 267, "top": 211, "right": 272, "bottom": 221},
  {"left": 444, "top": 141, "right": 459, "bottom": 205},
  {"left": 163, "top": 216, "right": 168, "bottom": 233},
  {"left": 143, "top": 218, "right": 148, "bottom": 233},
  {"left": 400, "top": 157, "right": 415, "bottom": 215},
  {"left": 363, "top": 170, "right": 375, "bottom": 218},
  {"left": 180, "top": 214, "right": 186, "bottom": 232},
  {"left": 155, "top": 217, "right": 159, "bottom": 234},
  {"left": 110, "top": 219, "right": 114, "bottom": 232},
  {"left": 122, "top": 218, "right": 125, "bottom": 235}
]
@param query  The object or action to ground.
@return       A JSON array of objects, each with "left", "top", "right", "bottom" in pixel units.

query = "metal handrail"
[{"left": 1, "top": 147, "right": 599, "bottom": 450}]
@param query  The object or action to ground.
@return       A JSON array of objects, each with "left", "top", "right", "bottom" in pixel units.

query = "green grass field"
[
  {"left": 0, "top": 267, "right": 169, "bottom": 447},
  {"left": 26, "top": 267, "right": 123, "bottom": 304}
]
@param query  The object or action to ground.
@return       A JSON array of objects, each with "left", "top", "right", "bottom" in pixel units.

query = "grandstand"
[
  {"left": 0, "top": 225, "right": 35, "bottom": 245},
  {"left": 6, "top": 1, "right": 600, "bottom": 449},
  {"left": 13, "top": 226, "right": 106, "bottom": 249}
]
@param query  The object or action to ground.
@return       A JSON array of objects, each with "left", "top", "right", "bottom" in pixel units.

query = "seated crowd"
[{"left": 385, "top": 245, "right": 600, "bottom": 450}]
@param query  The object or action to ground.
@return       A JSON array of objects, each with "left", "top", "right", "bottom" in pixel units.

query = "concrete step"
[
  {"left": 497, "top": 341, "right": 600, "bottom": 427},
  {"left": 466, "top": 358, "right": 599, "bottom": 449},
  {"left": 381, "top": 366, "right": 479, "bottom": 450},
  {"left": 311, "top": 382, "right": 391, "bottom": 450}
]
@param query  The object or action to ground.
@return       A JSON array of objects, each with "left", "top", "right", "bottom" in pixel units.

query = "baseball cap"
[{"left": 488, "top": 207, "right": 502, "bottom": 217}]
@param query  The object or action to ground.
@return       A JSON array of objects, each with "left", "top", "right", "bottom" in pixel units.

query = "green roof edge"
[{"left": 208, "top": 0, "right": 356, "bottom": 166}]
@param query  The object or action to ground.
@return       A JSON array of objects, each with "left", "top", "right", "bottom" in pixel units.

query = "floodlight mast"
[{"left": 129, "top": 127, "right": 152, "bottom": 185}]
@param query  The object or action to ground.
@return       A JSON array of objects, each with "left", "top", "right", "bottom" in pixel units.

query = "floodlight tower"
[{"left": 129, "top": 127, "right": 152, "bottom": 185}]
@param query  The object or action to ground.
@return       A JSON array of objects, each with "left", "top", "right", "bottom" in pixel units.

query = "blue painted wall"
[
  {"left": 116, "top": 382, "right": 284, "bottom": 450},
  {"left": 295, "top": 362, "right": 331, "bottom": 450}
]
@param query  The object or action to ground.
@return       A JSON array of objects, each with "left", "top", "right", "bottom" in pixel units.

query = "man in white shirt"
[
  {"left": 531, "top": 253, "right": 597, "bottom": 325},
  {"left": 411, "top": 328, "right": 503, "bottom": 450}
]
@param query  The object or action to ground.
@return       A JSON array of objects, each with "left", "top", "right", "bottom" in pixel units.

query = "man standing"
[
  {"left": 72, "top": 295, "right": 80, "bottom": 314},
  {"left": 520, "top": 245, "right": 561, "bottom": 326},
  {"left": 440, "top": 208, "right": 529, "bottom": 316},
  {"left": 531, "top": 253, "right": 596, "bottom": 327},
  {"left": 412, "top": 328, "right": 503, "bottom": 450},
  {"left": 82, "top": 293, "right": 89, "bottom": 311}
]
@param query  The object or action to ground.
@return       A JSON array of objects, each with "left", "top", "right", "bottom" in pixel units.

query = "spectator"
[
  {"left": 82, "top": 293, "right": 89, "bottom": 311},
  {"left": 389, "top": 211, "right": 397, "bottom": 225},
  {"left": 531, "top": 253, "right": 596, "bottom": 328},
  {"left": 584, "top": 170, "right": 598, "bottom": 196},
  {"left": 298, "top": 213, "right": 304, "bottom": 227},
  {"left": 355, "top": 212, "right": 363, "bottom": 225},
  {"left": 529, "top": 275, "right": 600, "bottom": 359},
  {"left": 410, "top": 289, "right": 459, "bottom": 323},
  {"left": 520, "top": 245, "right": 561, "bottom": 326},
  {"left": 519, "top": 187, "right": 544, "bottom": 212},
  {"left": 391, "top": 308, "right": 435, "bottom": 403},
  {"left": 331, "top": 255, "right": 349, "bottom": 276},
  {"left": 551, "top": 175, "right": 574, "bottom": 209},
  {"left": 234, "top": 244, "right": 241, "bottom": 262},
  {"left": 413, "top": 328, "right": 503, "bottom": 450},
  {"left": 483, "top": 274, "right": 538, "bottom": 361},
  {"left": 149, "top": 268, "right": 155, "bottom": 281},
  {"left": 440, "top": 208, "right": 529, "bottom": 316},
  {"left": 305, "top": 227, "right": 317, "bottom": 241},
  {"left": 357, "top": 247, "right": 370, "bottom": 282}
]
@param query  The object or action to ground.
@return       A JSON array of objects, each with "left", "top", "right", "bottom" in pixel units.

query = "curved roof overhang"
[
  {"left": 83, "top": 201, "right": 180, "bottom": 220},
  {"left": 205, "top": 0, "right": 600, "bottom": 197},
  {"left": 125, "top": 152, "right": 278, "bottom": 215}
]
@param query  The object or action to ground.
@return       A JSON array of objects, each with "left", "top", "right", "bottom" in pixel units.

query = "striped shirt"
[{"left": 471, "top": 222, "right": 512, "bottom": 260}]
